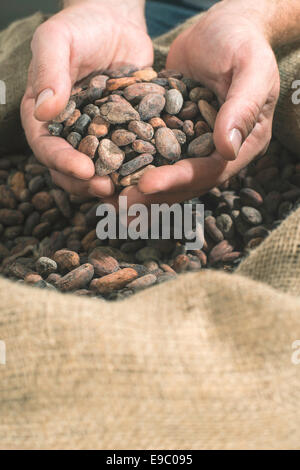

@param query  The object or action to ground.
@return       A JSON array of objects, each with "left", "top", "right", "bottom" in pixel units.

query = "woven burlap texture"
[{"left": 0, "top": 12, "right": 300, "bottom": 450}]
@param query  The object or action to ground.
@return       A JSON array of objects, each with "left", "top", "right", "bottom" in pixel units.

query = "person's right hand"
[{"left": 21, "top": 0, "right": 153, "bottom": 198}]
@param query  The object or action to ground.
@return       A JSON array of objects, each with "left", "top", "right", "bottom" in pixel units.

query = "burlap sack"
[{"left": 0, "top": 13, "right": 300, "bottom": 450}]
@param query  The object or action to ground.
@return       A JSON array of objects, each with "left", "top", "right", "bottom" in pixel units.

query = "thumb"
[
  {"left": 31, "top": 22, "right": 72, "bottom": 122},
  {"left": 214, "top": 59, "right": 275, "bottom": 161}
]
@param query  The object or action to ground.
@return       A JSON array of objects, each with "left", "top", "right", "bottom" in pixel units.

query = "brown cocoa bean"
[
  {"left": 119, "top": 165, "right": 155, "bottom": 187},
  {"left": 58, "top": 263, "right": 94, "bottom": 292},
  {"left": 119, "top": 154, "right": 154, "bottom": 176},
  {"left": 54, "top": 99, "right": 76, "bottom": 123},
  {"left": 0, "top": 208, "right": 24, "bottom": 226},
  {"left": 91, "top": 268, "right": 138, "bottom": 294},
  {"left": 132, "top": 140, "right": 156, "bottom": 154},
  {"left": 78, "top": 135, "right": 99, "bottom": 159},
  {"left": 88, "top": 116, "right": 110, "bottom": 138},
  {"left": 138, "top": 93, "right": 166, "bottom": 120},
  {"left": 32, "top": 192, "right": 54, "bottom": 212},
  {"left": 100, "top": 100, "right": 140, "bottom": 124},
  {"left": 188, "top": 133, "right": 215, "bottom": 158},
  {"left": 194, "top": 120, "right": 211, "bottom": 137},
  {"left": 148, "top": 117, "right": 166, "bottom": 129},
  {"left": 162, "top": 114, "right": 183, "bottom": 129},
  {"left": 88, "top": 247, "right": 119, "bottom": 277},
  {"left": 106, "top": 77, "right": 140, "bottom": 91},
  {"left": 53, "top": 249, "right": 81, "bottom": 273},
  {"left": 198, "top": 100, "right": 217, "bottom": 129},
  {"left": 0, "top": 185, "right": 17, "bottom": 209},
  {"left": 128, "top": 120, "right": 154, "bottom": 140},
  {"left": 124, "top": 83, "right": 165, "bottom": 101},
  {"left": 95, "top": 139, "right": 125, "bottom": 176},
  {"left": 133, "top": 68, "right": 158, "bottom": 82},
  {"left": 209, "top": 240, "right": 234, "bottom": 265},
  {"left": 172, "top": 254, "right": 190, "bottom": 273},
  {"left": 189, "top": 87, "right": 214, "bottom": 102},
  {"left": 165, "top": 89, "right": 184, "bottom": 115},
  {"left": 111, "top": 129, "right": 136, "bottom": 146},
  {"left": 127, "top": 273, "right": 157, "bottom": 291},
  {"left": 155, "top": 127, "right": 181, "bottom": 161}
]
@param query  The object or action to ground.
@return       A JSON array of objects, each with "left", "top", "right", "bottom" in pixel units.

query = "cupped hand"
[
  {"left": 135, "top": 2, "right": 280, "bottom": 206},
  {"left": 21, "top": 0, "right": 153, "bottom": 198}
]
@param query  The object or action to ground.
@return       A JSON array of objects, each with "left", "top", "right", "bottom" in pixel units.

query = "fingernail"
[
  {"left": 229, "top": 128, "right": 243, "bottom": 158},
  {"left": 35, "top": 88, "right": 54, "bottom": 110}
]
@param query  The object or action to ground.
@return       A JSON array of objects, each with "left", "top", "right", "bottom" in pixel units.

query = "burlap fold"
[{"left": 0, "top": 12, "right": 300, "bottom": 450}]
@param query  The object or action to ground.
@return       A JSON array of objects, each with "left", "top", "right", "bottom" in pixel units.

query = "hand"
[
  {"left": 21, "top": 0, "right": 153, "bottom": 198},
  {"left": 133, "top": 1, "right": 280, "bottom": 207}
]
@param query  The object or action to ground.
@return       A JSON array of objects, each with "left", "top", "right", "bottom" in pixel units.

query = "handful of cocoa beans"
[{"left": 48, "top": 66, "right": 218, "bottom": 187}]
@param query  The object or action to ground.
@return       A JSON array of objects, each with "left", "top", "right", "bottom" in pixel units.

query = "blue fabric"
[{"left": 146, "top": 0, "right": 206, "bottom": 38}]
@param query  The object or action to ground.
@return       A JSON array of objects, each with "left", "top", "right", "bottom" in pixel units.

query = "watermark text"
[{"left": 0, "top": 341, "right": 6, "bottom": 365}]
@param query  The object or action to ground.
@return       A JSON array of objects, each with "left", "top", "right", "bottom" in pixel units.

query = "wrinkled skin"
[{"left": 21, "top": 1, "right": 153, "bottom": 199}]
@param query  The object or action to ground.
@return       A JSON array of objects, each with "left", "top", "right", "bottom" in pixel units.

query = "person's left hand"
[{"left": 115, "top": 3, "right": 280, "bottom": 210}]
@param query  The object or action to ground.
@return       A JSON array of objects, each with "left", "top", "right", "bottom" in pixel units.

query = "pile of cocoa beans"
[
  {"left": 48, "top": 66, "right": 217, "bottom": 187},
  {"left": 0, "top": 135, "right": 299, "bottom": 300},
  {"left": 0, "top": 67, "right": 299, "bottom": 300}
]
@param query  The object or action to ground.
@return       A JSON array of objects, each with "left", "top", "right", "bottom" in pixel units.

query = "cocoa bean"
[
  {"left": 88, "top": 247, "right": 119, "bottom": 277},
  {"left": 241, "top": 206, "right": 263, "bottom": 226},
  {"left": 198, "top": 100, "right": 217, "bottom": 129},
  {"left": 132, "top": 140, "right": 156, "bottom": 154},
  {"left": 178, "top": 101, "right": 198, "bottom": 120},
  {"left": 100, "top": 100, "right": 140, "bottom": 124},
  {"left": 119, "top": 154, "right": 154, "bottom": 177},
  {"left": 0, "top": 208, "right": 24, "bottom": 226},
  {"left": 58, "top": 263, "right": 94, "bottom": 292},
  {"left": 91, "top": 268, "right": 138, "bottom": 294},
  {"left": 124, "top": 83, "right": 165, "bottom": 101},
  {"left": 106, "top": 77, "right": 140, "bottom": 91},
  {"left": 95, "top": 139, "right": 125, "bottom": 176},
  {"left": 128, "top": 120, "right": 154, "bottom": 140},
  {"left": 127, "top": 274, "right": 157, "bottom": 291},
  {"left": 88, "top": 116, "right": 110, "bottom": 138},
  {"left": 155, "top": 127, "right": 181, "bottom": 161},
  {"left": 119, "top": 165, "right": 155, "bottom": 187},
  {"left": 111, "top": 129, "right": 137, "bottom": 147},
  {"left": 35, "top": 257, "right": 58, "bottom": 277},
  {"left": 165, "top": 89, "right": 183, "bottom": 115},
  {"left": 138, "top": 93, "right": 166, "bottom": 120},
  {"left": 78, "top": 135, "right": 99, "bottom": 159},
  {"left": 53, "top": 99, "right": 76, "bottom": 123},
  {"left": 53, "top": 249, "right": 81, "bottom": 273},
  {"left": 133, "top": 69, "right": 158, "bottom": 82},
  {"left": 72, "top": 114, "right": 92, "bottom": 135},
  {"left": 67, "top": 132, "right": 82, "bottom": 149},
  {"left": 188, "top": 133, "right": 215, "bottom": 158},
  {"left": 209, "top": 240, "right": 234, "bottom": 266}
]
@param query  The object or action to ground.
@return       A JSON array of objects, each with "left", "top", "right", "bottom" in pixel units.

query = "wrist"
[
  {"left": 63, "top": 0, "right": 147, "bottom": 30},
  {"left": 219, "top": 0, "right": 299, "bottom": 48}
]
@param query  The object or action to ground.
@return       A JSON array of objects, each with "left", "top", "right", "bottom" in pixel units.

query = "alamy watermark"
[
  {"left": 291, "top": 80, "right": 300, "bottom": 105},
  {"left": 0, "top": 340, "right": 6, "bottom": 365},
  {"left": 96, "top": 197, "right": 204, "bottom": 250},
  {"left": 291, "top": 340, "right": 300, "bottom": 366},
  {"left": 0, "top": 80, "right": 6, "bottom": 105}
]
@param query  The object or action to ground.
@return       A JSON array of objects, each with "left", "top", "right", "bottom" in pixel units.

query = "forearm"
[
  {"left": 220, "top": 0, "right": 300, "bottom": 47},
  {"left": 62, "top": 0, "right": 146, "bottom": 28}
]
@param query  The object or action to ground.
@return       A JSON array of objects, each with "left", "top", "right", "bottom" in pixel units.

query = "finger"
[
  {"left": 138, "top": 152, "right": 227, "bottom": 195},
  {"left": 166, "top": 27, "right": 193, "bottom": 77},
  {"left": 21, "top": 94, "right": 95, "bottom": 180},
  {"left": 103, "top": 187, "right": 196, "bottom": 214},
  {"left": 31, "top": 21, "right": 72, "bottom": 121},
  {"left": 214, "top": 49, "right": 279, "bottom": 161},
  {"left": 50, "top": 170, "right": 114, "bottom": 198},
  {"left": 139, "top": 115, "right": 272, "bottom": 196}
]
